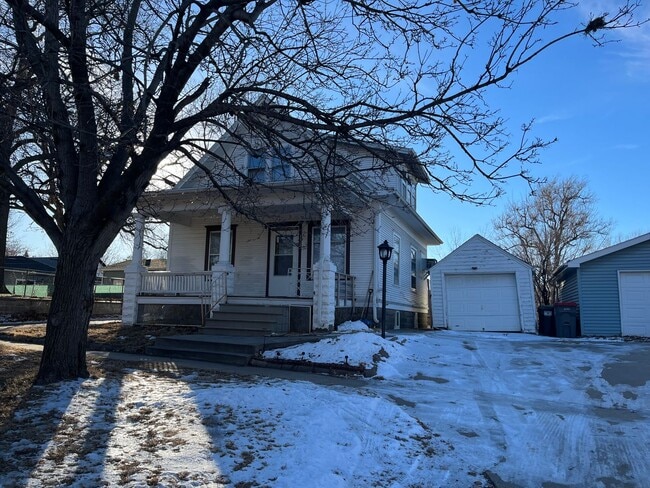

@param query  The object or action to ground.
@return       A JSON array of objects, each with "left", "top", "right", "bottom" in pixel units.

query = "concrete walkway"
[{"left": 0, "top": 340, "right": 367, "bottom": 388}]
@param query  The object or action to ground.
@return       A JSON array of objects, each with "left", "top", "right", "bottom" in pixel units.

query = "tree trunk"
[
  {"left": 36, "top": 235, "right": 100, "bottom": 383},
  {"left": 0, "top": 185, "right": 10, "bottom": 294}
]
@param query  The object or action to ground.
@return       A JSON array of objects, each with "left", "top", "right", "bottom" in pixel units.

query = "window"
[
  {"left": 393, "top": 235, "right": 400, "bottom": 286},
  {"left": 205, "top": 227, "right": 235, "bottom": 270},
  {"left": 247, "top": 148, "right": 293, "bottom": 183},
  {"left": 400, "top": 178, "right": 416, "bottom": 207},
  {"left": 273, "top": 234, "right": 295, "bottom": 276},
  {"left": 247, "top": 154, "right": 266, "bottom": 183},
  {"left": 410, "top": 247, "right": 417, "bottom": 291},
  {"left": 312, "top": 225, "right": 347, "bottom": 274},
  {"left": 271, "top": 150, "right": 292, "bottom": 182},
  {"left": 208, "top": 230, "right": 221, "bottom": 269}
]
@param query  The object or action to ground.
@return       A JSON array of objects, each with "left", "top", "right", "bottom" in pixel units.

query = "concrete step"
[
  {"left": 200, "top": 326, "right": 273, "bottom": 337},
  {"left": 205, "top": 304, "right": 290, "bottom": 334},
  {"left": 153, "top": 335, "right": 259, "bottom": 355},
  {"left": 147, "top": 345, "right": 251, "bottom": 366},
  {"left": 209, "top": 312, "right": 281, "bottom": 323},
  {"left": 217, "top": 304, "right": 287, "bottom": 316},
  {"left": 146, "top": 332, "right": 328, "bottom": 366}
]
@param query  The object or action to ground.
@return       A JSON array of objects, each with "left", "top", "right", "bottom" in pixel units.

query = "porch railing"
[
  {"left": 290, "top": 268, "right": 356, "bottom": 308},
  {"left": 210, "top": 271, "right": 228, "bottom": 315},
  {"left": 335, "top": 272, "right": 355, "bottom": 308},
  {"left": 140, "top": 271, "right": 212, "bottom": 296}
]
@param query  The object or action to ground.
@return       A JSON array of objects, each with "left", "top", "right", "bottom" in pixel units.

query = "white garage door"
[
  {"left": 445, "top": 273, "right": 521, "bottom": 332},
  {"left": 619, "top": 271, "right": 650, "bottom": 337}
]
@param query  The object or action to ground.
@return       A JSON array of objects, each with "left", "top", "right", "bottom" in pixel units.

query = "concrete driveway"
[{"left": 367, "top": 331, "right": 650, "bottom": 487}]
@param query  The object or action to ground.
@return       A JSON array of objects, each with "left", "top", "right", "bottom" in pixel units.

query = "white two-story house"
[{"left": 121, "top": 117, "right": 441, "bottom": 332}]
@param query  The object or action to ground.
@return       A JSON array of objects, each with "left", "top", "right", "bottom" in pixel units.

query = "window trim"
[
  {"left": 247, "top": 148, "right": 293, "bottom": 183},
  {"left": 393, "top": 234, "right": 401, "bottom": 286},
  {"left": 307, "top": 220, "right": 350, "bottom": 276},
  {"left": 204, "top": 225, "right": 237, "bottom": 270},
  {"left": 410, "top": 246, "right": 417, "bottom": 291}
]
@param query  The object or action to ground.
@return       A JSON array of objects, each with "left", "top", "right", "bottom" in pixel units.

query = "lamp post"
[{"left": 377, "top": 239, "right": 393, "bottom": 339}]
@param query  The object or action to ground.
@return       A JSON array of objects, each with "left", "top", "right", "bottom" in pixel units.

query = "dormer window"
[{"left": 247, "top": 147, "right": 293, "bottom": 183}]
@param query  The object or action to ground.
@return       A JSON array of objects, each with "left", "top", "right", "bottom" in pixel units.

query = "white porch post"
[
  {"left": 122, "top": 213, "right": 146, "bottom": 326},
  {"left": 313, "top": 206, "right": 336, "bottom": 331},
  {"left": 211, "top": 208, "right": 235, "bottom": 312},
  {"left": 218, "top": 208, "right": 232, "bottom": 265}
]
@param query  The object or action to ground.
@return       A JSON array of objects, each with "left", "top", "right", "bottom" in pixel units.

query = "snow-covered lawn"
[{"left": 2, "top": 322, "right": 650, "bottom": 487}]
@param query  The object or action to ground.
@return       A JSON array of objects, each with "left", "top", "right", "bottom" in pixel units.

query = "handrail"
[
  {"left": 335, "top": 272, "right": 356, "bottom": 309},
  {"left": 210, "top": 271, "right": 228, "bottom": 316}
]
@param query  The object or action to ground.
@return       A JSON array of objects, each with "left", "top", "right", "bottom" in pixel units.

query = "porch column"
[
  {"left": 218, "top": 208, "right": 232, "bottom": 265},
  {"left": 211, "top": 208, "right": 235, "bottom": 313},
  {"left": 122, "top": 213, "right": 146, "bottom": 326},
  {"left": 313, "top": 206, "right": 336, "bottom": 331}
]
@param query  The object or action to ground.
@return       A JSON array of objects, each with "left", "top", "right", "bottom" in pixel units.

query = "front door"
[{"left": 268, "top": 228, "right": 300, "bottom": 297}]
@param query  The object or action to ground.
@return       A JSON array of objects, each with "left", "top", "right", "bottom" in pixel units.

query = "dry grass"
[
  {"left": 0, "top": 321, "right": 197, "bottom": 354},
  {"left": 0, "top": 343, "right": 41, "bottom": 425},
  {"left": 0, "top": 321, "right": 197, "bottom": 431}
]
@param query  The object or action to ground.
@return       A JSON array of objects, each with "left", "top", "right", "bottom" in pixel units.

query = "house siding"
[
  {"left": 557, "top": 270, "right": 580, "bottom": 304},
  {"left": 377, "top": 213, "right": 430, "bottom": 316},
  {"left": 575, "top": 240, "right": 650, "bottom": 336},
  {"left": 347, "top": 210, "right": 376, "bottom": 307},
  {"left": 429, "top": 235, "right": 536, "bottom": 333},
  {"left": 167, "top": 222, "right": 207, "bottom": 272}
]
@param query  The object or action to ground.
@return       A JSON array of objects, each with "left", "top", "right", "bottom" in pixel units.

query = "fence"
[{"left": 1, "top": 268, "right": 124, "bottom": 300}]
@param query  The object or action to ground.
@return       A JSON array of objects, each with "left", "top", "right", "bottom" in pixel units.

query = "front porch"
[
  {"left": 121, "top": 187, "right": 373, "bottom": 330},
  {"left": 131, "top": 269, "right": 358, "bottom": 331}
]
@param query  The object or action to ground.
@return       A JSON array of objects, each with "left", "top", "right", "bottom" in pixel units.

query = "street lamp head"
[{"left": 378, "top": 240, "right": 394, "bottom": 262}]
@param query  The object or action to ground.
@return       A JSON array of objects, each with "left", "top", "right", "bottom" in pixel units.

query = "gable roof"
[
  {"left": 433, "top": 234, "right": 532, "bottom": 269},
  {"left": 562, "top": 232, "right": 650, "bottom": 269},
  {"left": 4, "top": 256, "right": 58, "bottom": 273},
  {"left": 173, "top": 115, "right": 430, "bottom": 191}
]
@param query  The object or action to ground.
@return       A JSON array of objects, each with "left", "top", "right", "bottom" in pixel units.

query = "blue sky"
[
  {"left": 13, "top": 1, "right": 650, "bottom": 259},
  {"left": 421, "top": 2, "right": 650, "bottom": 258}
]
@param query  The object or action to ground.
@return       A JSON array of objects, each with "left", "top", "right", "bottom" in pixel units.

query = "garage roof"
[
  {"left": 562, "top": 232, "right": 650, "bottom": 269},
  {"left": 433, "top": 234, "right": 532, "bottom": 270}
]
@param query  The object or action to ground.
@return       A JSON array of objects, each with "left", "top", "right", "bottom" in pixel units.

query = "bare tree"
[
  {"left": 0, "top": 0, "right": 641, "bottom": 382},
  {"left": 493, "top": 176, "right": 612, "bottom": 306}
]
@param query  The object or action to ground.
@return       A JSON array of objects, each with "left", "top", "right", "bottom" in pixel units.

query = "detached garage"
[
  {"left": 555, "top": 232, "right": 650, "bottom": 337},
  {"left": 430, "top": 234, "right": 536, "bottom": 333}
]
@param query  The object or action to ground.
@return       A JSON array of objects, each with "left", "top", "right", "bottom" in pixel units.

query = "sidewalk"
[{"left": 0, "top": 340, "right": 368, "bottom": 388}]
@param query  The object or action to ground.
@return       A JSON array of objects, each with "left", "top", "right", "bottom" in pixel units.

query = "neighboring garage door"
[
  {"left": 445, "top": 273, "right": 521, "bottom": 332},
  {"left": 619, "top": 271, "right": 650, "bottom": 337}
]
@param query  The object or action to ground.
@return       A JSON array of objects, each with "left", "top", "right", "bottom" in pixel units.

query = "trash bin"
[
  {"left": 537, "top": 305, "right": 555, "bottom": 336},
  {"left": 554, "top": 302, "right": 578, "bottom": 338}
]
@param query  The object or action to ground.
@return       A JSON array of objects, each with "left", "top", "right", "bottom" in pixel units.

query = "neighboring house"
[
  {"left": 429, "top": 234, "right": 536, "bottom": 333},
  {"left": 3, "top": 256, "right": 58, "bottom": 285},
  {"left": 122, "top": 119, "right": 442, "bottom": 331},
  {"left": 555, "top": 233, "right": 650, "bottom": 337},
  {"left": 102, "top": 259, "right": 167, "bottom": 284}
]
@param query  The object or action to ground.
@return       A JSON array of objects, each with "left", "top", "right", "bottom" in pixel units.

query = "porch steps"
[
  {"left": 202, "top": 304, "right": 289, "bottom": 336},
  {"left": 146, "top": 334, "right": 323, "bottom": 366}
]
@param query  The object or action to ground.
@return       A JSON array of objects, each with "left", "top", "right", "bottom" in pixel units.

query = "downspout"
[{"left": 372, "top": 212, "right": 380, "bottom": 325}]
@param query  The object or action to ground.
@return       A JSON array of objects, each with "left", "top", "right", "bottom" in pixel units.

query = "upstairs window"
[
  {"left": 247, "top": 154, "right": 266, "bottom": 183},
  {"left": 400, "top": 178, "right": 416, "bottom": 207},
  {"left": 247, "top": 148, "right": 293, "bottom": 183}
]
